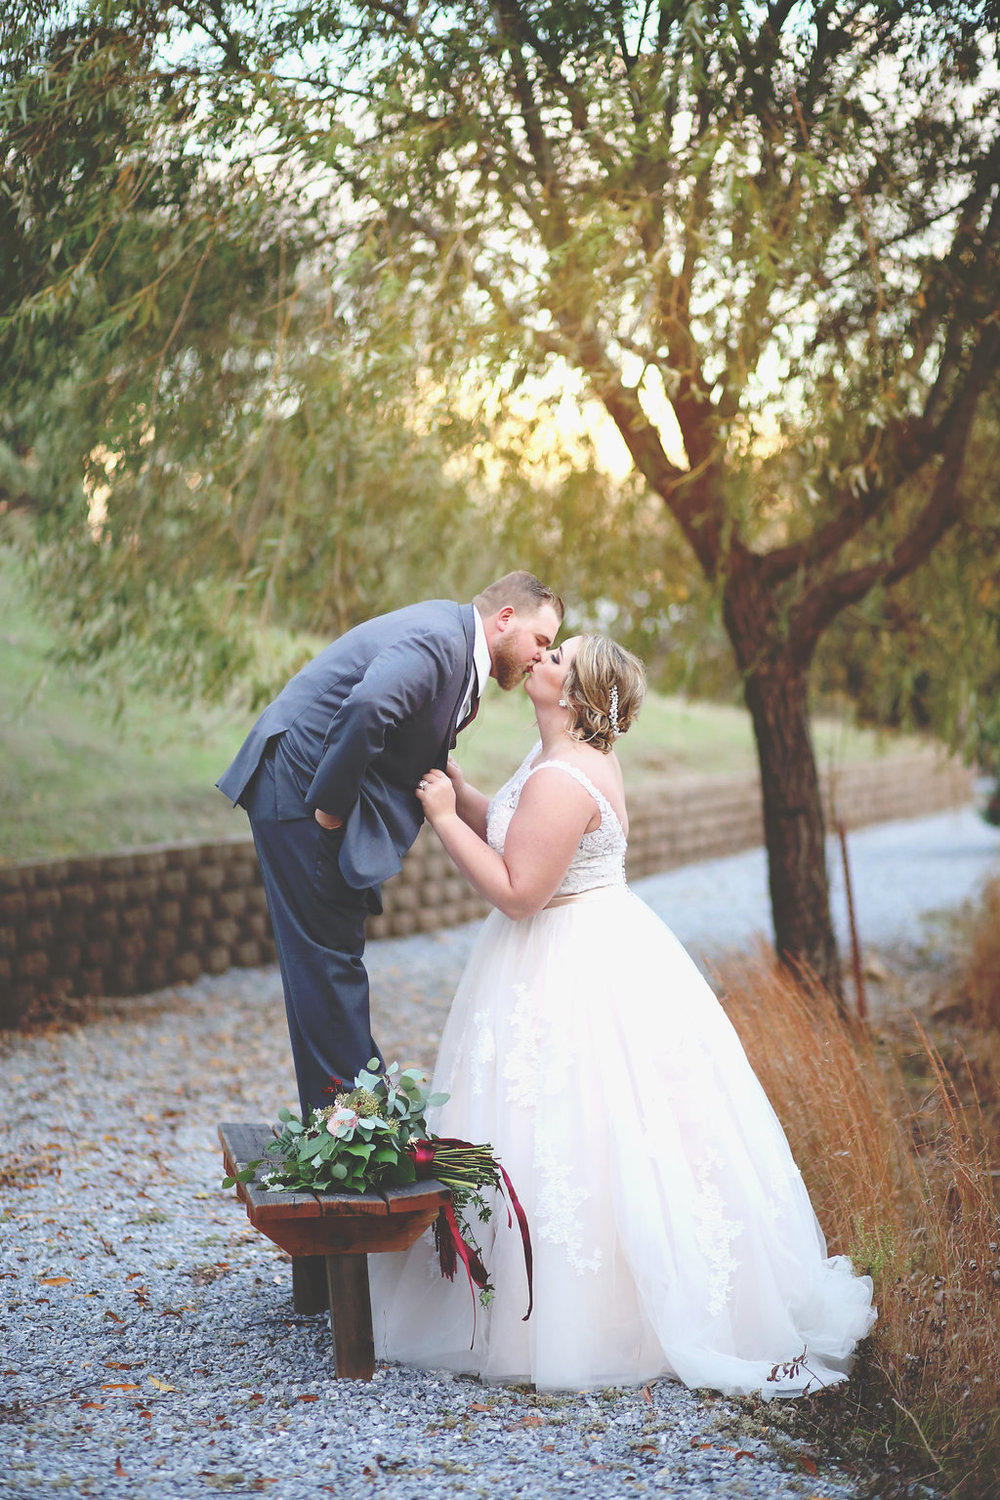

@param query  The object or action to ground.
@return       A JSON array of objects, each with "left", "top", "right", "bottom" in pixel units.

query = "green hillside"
[{"left": 0, "top": 550, "right": 926, "bottom": 863}]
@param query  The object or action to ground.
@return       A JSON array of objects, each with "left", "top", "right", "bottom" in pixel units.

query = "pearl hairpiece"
[{"left": 609, "top": 685, "right": 619, "bottom": 737}]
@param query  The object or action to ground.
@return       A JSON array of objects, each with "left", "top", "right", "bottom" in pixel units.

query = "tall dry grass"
[
  {"left": 715, "top": 949, "right": 1000, "bottom": 1499},
  {"left": 947, "top": 875, "right": 1000, "bottom": 1146}
]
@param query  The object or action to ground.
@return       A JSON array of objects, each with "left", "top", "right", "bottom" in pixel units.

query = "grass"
[
  {"left": 1, "top": 547, "right": 929, "bottom": 862},
  {"left": 0, "top": 554, "right": 250, "bottom": 860},
  {"left": 714, "top": 934, "right": 1000, "bottom": 1500}
]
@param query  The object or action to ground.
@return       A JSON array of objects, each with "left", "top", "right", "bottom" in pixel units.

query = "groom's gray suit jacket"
[{"left": 217, "top": 600, "right": 477, "bottom": 890}]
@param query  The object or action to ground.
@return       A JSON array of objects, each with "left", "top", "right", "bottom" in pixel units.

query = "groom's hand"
[{"left": 314, "top": 809, "right": 344, "bottom": 830}]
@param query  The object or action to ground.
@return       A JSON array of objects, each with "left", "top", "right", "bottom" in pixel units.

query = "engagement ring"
[{"left": 418, "top": 779, "right": 428, "bottom": 789}]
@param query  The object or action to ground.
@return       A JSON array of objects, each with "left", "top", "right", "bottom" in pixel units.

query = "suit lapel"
[{"left": 446, "top": 603, "right": 478, "bottom": 752}]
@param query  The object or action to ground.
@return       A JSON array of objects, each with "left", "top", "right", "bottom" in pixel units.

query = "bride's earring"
[{"left": 558, "top": 698, "right": 568, "bottom": 708}]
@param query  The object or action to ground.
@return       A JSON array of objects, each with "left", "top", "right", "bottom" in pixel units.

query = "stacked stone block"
[
  {"left": 367, "top": 837, "right": 490, "bottom": 941},
  {"left": 0, "top": 751, "right": 975, "bottom": 1028},
  {"left": 0, "top": 838, "right": 275, "bottom": 1028}
]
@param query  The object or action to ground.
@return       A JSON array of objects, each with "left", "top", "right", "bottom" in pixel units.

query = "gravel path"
[
  {"left": 638, "top": 802, "right": 1000, "bottom": 962},
  {"left": 4, "top": 803, "right": 997, "bottom": 1500}
]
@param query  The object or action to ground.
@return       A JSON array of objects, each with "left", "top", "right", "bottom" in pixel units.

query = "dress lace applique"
[
  {"left": 536, "top": 1138, "right": 603, "bottom": 1276},
  {"left": 693, "top": 1148, "right": 744, "bottom": 1316},
  {"left": 761, "top": 1155, "right": 805, "bottom": 1225},
  {"left": 502, "top": 982, "right": 546, "bottom": 1109},
  {"left": 468, "top": 1011, "right": 496, "bottom": 1097}
]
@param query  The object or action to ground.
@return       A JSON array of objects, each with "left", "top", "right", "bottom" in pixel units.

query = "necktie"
[{"left": 456, "top": 693, "right": 480, "bottom": 734}]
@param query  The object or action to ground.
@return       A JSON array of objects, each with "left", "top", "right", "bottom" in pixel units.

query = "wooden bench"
[{"left": 219, "top": 1122, "right": 450, "bottom": 1380}]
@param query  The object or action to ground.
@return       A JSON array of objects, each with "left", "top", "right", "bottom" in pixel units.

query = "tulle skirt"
[{"left": 369, "top": 886, "right": 876, "bottom": 1395}]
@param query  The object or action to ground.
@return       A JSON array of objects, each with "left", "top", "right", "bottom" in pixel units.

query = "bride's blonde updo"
[{"left": 562, "top": 636, "right": 646, "bottom": 754}]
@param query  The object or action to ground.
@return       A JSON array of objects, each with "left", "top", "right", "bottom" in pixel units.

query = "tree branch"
[
  {"left": 493, "top": 0, "right": 560, "bottom": 204},
  {"left": 786, "top": 320, "right": 1000, "bottom": 659}
]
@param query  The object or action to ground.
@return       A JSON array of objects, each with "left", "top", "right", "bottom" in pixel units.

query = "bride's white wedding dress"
[{"left": 369, "top": 745, "right": 876, "bottom": 1395}]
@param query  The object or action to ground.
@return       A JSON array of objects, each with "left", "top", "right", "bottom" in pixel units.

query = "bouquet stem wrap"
[{"left": 409, "top": 1138, "right": 534, "bottom": 1338}]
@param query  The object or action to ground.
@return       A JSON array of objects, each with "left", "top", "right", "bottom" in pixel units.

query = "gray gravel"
[
  {"left": 4, "top": 802, "right": 997, "bottom": 1500},
  {"left": 637, "top": 801, "right": 1000, "bottom": 963}
]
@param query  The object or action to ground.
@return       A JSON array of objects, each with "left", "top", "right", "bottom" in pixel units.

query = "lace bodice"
[{"left": 486, "top": 742, "right": 628, "bottom": 897}]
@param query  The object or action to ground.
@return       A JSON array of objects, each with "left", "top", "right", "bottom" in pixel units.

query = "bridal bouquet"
[{"left": 223, "top": 1060, "right": 532, "bottom": 1315}]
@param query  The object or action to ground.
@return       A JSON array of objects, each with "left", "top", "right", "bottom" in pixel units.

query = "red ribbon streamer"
[{"left": 409, "top": 1137, "right": 533, "bottom": 1337}]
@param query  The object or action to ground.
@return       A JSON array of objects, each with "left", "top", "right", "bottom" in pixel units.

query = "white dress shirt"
[{"left": 456, "top": 607, "right": 490, "bottom": 730}]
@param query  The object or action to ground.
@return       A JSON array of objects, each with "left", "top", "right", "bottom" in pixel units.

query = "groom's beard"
[{"left": 493, "top": 636, "right": 532, "bottom": 691}]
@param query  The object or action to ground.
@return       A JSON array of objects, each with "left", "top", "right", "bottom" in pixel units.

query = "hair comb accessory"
[{"left": 608, "top": 684, "right": 619, "bottom": 737}]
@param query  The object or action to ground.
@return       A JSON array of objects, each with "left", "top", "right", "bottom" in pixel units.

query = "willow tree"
[
  {"left": 0, "top": 11, "right": 500, "bottom": 700},
  {"left": 295, "top": 0, "right": 999, "bottom": 996},
  {"left": 5, "top": 2, "right": 1000, "bottom": 993}
]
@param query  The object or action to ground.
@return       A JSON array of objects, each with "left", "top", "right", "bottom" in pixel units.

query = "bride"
[{"left": 368, "top": 635, "right": 876, "bottom": 1395}]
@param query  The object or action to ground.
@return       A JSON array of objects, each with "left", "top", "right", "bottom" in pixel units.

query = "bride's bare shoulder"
[{"left": 564, "top": 742, "right": 623, "bottom": 792}]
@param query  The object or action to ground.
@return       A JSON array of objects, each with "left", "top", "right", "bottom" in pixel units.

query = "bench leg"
[
  {"left": 292, "top": 1255, "right": 329, "bottom": 1315},
  {"left": 325, "top": 1253, "right": 375, "bottom": 1380}
]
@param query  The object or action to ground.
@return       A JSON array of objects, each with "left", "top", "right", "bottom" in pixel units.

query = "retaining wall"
[{"left": 0, "top": 750, "right": 975, "bottom": 1027}]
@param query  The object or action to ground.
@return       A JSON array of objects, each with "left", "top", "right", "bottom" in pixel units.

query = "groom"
[{"left": 217, "top": 572, "right": 563, "bottom": 1113}]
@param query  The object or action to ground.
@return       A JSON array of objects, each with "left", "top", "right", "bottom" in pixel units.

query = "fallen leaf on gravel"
[
  {"left": 296, "top": 1394, "right": 319, "bottom": 1402},
  {"left": 187, "top": 1264, "right": 231, "bottom": 1287},
  {"left": 148, "top": 1377, "right": 178, "bottom": 1392},
  {"left": 469, "top": 1402, "right": 492, "bottom": 1412},
  {"left": 79, "top": 1402, "right": 105, "bottom": 1409},
  {"left": 101, "top": 1383, "right": 141, "bottom": 1393},
  {"left": 641, "top": 1384, "right": 653, "bottom": 1403},
  {"left": 509, "top": 1414, "right": 544, "bottom": 1428},
  {"left": 105, "top": 1362, "right": 137, "bottom": 1370},
  {"left": 38, "top": 1276, "right": 71, "bottom": 1286},
  {"left": 114, "top": 1458, "right": 128, "bottom": 1478},
  {"left": 799, "top": 1457, "right": 819, "bottom": 1476},
  {"left": 103, "top": 1311, "right": 123, "bottom": 1322}
]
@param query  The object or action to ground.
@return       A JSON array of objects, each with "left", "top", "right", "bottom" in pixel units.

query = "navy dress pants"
[{"left": 244, "top": 751, "right": 384, "bottom": 1115}]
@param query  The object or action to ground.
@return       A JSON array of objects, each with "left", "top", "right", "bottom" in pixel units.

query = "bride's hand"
[
  {"left": 445, "top": 756, "right": 465, "bottom": 790},
  {"left": 416, "top": 768, "right": 457, "bottom": 824}
]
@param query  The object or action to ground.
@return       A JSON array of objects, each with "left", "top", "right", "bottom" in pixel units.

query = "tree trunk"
[
  {"left": 742, "top": 659, "right": 843, "bottom": 1002},
  {"left": 721, "top": 558, "right": 843, "bottom": 1002}
]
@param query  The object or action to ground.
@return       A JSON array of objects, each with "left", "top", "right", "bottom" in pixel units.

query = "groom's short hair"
[{"left": 474, "top": 572, "right": 564, "bottom": 622}]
